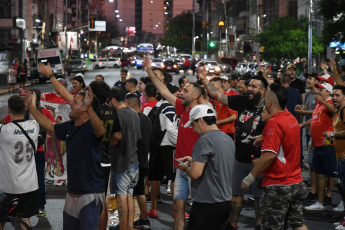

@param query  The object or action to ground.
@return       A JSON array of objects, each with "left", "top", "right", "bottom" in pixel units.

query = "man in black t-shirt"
[
  {"left": 286, "top": 64, "right": 306, "bottom": 101},
  {"left": 90, "top": 81, "right": 122, "bottom": 230},
  {"left": 199, "top": 70, "right": 267, "bottom": 230}
]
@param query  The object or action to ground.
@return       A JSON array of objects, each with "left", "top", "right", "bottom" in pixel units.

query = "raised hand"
[
  {"left": 197, "top": 66, "right": 207, "bottom": 81},
  {"left": 23, "top": 90, "right": 37, "bottom": 109},
  {"left": 143, "top": 56, "right": 152, "bottom": 73},
  {"left": 83, "top": 86, "right": 94, "bottom": 109},
  {"left": 38, "top": 62, "right": 53, "bottom": 78}
]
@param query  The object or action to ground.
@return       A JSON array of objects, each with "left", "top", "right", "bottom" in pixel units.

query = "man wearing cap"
[
  {"left": 286, "top": 64, "right": 306, "bottom": 101},
  {"left": 220, "top": 75, "right": 238, "bottom": 96},
  {"left": 178, "top": 104, "right": 235, "bottom": 230},
  {"left": 241, "top": 83, "right": 308, "bottom": 230},
  {"left": 199, "top": 69, "right": 267, "bottom": 230},
  {"left": 302, "top": 82, "right": 338, "bottom": 210}
]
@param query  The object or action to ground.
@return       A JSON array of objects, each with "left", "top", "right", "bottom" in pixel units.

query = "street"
[{"left": 0, "top": 68, "right": 343, "bottom": 229}]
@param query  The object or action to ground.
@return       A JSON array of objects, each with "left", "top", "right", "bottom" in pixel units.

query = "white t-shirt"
[{"left": 0, "top": 120, "right": 39, "bottom": 194}]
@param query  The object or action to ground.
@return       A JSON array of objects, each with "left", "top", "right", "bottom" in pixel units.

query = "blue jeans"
[
  {"left": 174, "top": 169, "right": 191, "bottom": 200},
  {"left": 35, "top": 150, "right": 46, "bottom": 210},
  {"left": 110, "top": 164, "right": 139, "bottom": 195}
]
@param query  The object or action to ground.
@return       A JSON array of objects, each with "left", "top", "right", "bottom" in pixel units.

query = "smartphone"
[{"left": 173, "top": 158, "right": 183, "bottom": 164}]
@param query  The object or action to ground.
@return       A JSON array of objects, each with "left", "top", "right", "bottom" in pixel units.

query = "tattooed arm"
[{"left": 197, "top": 67, "right": 229, "bottom": 105}]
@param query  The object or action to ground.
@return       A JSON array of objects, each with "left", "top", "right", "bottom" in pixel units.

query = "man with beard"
[
  {"left": 143, "top": 56, "right": 201, "bottom": 230},
  {"left": 199, "top": 70, "right": 267, "bottom": 230},
  {"left": 286, "top": 64, "right": 306, "bottom": 101}
]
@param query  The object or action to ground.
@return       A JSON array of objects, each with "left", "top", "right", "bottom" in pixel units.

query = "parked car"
[
  {"left": 198, "top": 60, "right": 222, "bottom": 75},
  {"left": 65, "top": 59, "right": 86, "bottom": 75},
  {"left": 105, "top": 58, "right": 121, "bottom": 68},
  {"left": 135, "top": 58, "right": 144, "bottom": 69},
  {"left": 151, "top": 58, "right": 164, "bottom": 68},
  {"left": 235, "top": 62, "right": 250, "bottom": 76},
  {"left": 96, "top": 58, "right": 107, "bottom": 69},
  {"left": 162, "top": 59, "right": 179, "bottom": 74}
]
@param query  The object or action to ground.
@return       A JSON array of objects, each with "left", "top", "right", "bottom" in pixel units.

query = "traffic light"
[
  {"left": 209, "top": 41, "right": 215, "bottom": 48},
  {"left": 108, "top": 33, "right": 110, "bottom": 38},
  {"left": 218, "top": 20, "right": 225, "bottom": 28},
  {"left": 89, "top": 18, "right": 95, "bottom": 29},
  {"left": 261, "top": 46, "right": 265, "bottom": 53},
  {"left": 202, "top": 21, "right": 206, "bottom": 29},
  {"left": 181, "top": 34, "right": 184, "bottom": 41}
]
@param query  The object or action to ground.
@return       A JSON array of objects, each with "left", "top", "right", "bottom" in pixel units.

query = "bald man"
[{"left": 241, "top": 83, "right": 308, "bottom": 230}]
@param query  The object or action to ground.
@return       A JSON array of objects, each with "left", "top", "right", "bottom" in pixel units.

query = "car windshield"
[
  {"left": 69, "top": 61, "right": 82, "bottom": 65},
  {"left": 153, "top": 58, "right": 162, "bottom": 62},
  {"left": 205, "top": 62, "right": 217, "bottom": 66}
]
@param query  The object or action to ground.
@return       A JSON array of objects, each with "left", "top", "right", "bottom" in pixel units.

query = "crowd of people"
[{"left": 1, "top": 56, "right": 345, "bottom": 230}]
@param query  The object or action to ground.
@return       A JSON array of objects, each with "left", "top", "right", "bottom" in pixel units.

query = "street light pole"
[
  {"left": 192, "top": 0, "right": 195, "bottom": 59},
  {"left": 308, "top": 0, "right": 313, "bottom": 73}
]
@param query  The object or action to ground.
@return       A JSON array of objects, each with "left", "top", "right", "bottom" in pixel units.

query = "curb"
[{"left": 0, "top": 82, "right": 36, "bottom": 96}]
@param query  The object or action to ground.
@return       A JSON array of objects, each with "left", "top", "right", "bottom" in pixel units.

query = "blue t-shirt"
[
  {"left": 114, "top": 81, "right": 127, "bottom": 93},
  {"left": 286, "top": 87, "right": 302, "bottom": 123},
  {"left": 54, "top": 120, "right": 104, "bottom": 194}
]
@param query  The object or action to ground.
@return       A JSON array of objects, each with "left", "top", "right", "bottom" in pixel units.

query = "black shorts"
[
  {"left": 186, "top": 201, "right": 231, "bottom": 230},
  {"left": 5, "top": 190, "right": 39, "bottom": 218},
  {"left": 18, "top": 76, "right": 27, "bottom": 83},
  {"left": 148, "top": 146, "right": 176, "bottom": 182},
  {"left": 133, "top": 168, "right": 148, "bottom": 196}
]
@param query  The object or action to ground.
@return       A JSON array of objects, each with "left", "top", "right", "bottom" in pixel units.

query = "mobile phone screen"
[{"left": 173, "top": 158, "right": 183, "bottom": 164}]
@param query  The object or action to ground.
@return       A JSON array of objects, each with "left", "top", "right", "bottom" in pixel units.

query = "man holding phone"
[{"left": 178, "top": 104, "right": 235, "bottom": 230}]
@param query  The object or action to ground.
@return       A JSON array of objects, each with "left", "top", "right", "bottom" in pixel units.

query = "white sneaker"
[
  {"left": 336, "top": 223, "right": 345, "bottom": 229},
  {"left": 304, "top": 201, "right": 325, "bottom": 210},
  {"left": 334, "top": 201, "right": 345, "bottom": 212},
  {"left": 335, "top": 217, "right": 345, "bottom": 227}
]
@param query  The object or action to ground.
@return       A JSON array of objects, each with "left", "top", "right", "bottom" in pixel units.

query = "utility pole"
[
  {"left": 308, "top": 0, "right": 313, "bottom": 73},
  {"left": 65, "top": 0, "right": 68, "bottom": 59},
  {"left": 192, "top": 0, "right": 195, "bottom": 59},
  {"left": 223, "top": 0, "right": 228, "bottom": 57}
]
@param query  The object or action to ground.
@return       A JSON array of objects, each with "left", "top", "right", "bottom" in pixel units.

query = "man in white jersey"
[{"left": 0, "top": 95, "right": 39, "bottom": 230}]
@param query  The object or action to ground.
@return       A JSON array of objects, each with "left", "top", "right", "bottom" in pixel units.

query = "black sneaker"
[
  {"left": 324, "top": 196, "right": 332, "bottom": 205},
  {"left": 133, "top": 217, "right": 151, "bottom": 229},
  {"left": 305, "top": 192, "right": 317, "bottom": 201}
]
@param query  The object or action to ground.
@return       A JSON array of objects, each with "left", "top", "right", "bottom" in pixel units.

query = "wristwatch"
[
  {"left": 48, "top": 74, "right": 55, "bottom": 79},
  {"left": 331, "top": 132, "right": 335, "bottom": 139}
]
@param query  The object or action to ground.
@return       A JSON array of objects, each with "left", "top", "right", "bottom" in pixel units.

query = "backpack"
[
  {"left": 24, "top": 106, "right": 47, "bottom": 147},
  {"left": 147, "top": 102, "right": 170, "bottom": 153}
]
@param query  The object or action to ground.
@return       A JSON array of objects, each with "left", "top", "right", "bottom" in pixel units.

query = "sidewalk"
[{"left": 0, "top": 80, "right": 37, "bottom": 95}]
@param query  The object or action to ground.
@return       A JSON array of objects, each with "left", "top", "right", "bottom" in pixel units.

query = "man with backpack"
[{"left": 147, "top": 84, "right": 179, "bottom": 219}]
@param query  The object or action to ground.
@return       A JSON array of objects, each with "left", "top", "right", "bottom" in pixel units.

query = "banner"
[{"left": 41, "top": 93, "right": 71, "bottom": 185}]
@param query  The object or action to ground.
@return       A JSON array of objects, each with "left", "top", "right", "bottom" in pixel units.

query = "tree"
[
  {"left": 160, "top": 12, "right": 202, "bottom": 53},
  {"left": 256, "top": 17, "right": 323, "bottom": 64},
  {"left": 319, "top": 0, "right": 345, "bottom": 44}
]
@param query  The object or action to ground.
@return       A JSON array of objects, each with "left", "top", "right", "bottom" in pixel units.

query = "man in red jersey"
[
  {"left": 143, "top": 56, "right": 201, "bottom": 230},
  {"left": 241, "top": 83, "right": 308, "bottom": 230},
  {"left": 303, "top": 82, "right": 337, "bottom": 211}
]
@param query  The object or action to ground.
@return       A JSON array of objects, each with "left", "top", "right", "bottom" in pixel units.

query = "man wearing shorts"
[
  {"left": 242, "top": 83, "right": 308, "bottom": 230},
  {"left": 200, "top": 72, "right": 267, "bottom": 230},
  {"left": 125, "top": 94, "right": 152, "bottom": 229},
  {"left": 30, "top": 63, "right": 106, "bottom": 230},
  {"left": 0, "top": 95, "right": 39, "bottom": 230},
  {"left": 143, "top": 57, "right": 201, "bottom": 230},
  {"left": 304, "top": 82, "right": 337, "bottom": 210},
  {"left": 108, "top": 87, "right": 141, "bottom": 230},
  {"left": 147, "top": 84, "right": 179, "bottom": 218}
]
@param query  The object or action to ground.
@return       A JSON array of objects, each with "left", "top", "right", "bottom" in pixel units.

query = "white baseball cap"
[
  {"left": 316, "top": 82, "right": 333, "bottom": 94},
  {"left": 184, "top": 104, "right": 216, "bottom": 128},
  {"left": 220, "top": 75, "right": 229, "bottom": 81},
  {"left": 75, "top": 73, "right": 84, "bottom": 79}
]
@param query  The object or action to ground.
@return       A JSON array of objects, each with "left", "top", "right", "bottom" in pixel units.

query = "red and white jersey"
[
  {"left": 0, "top": 120, "right": 39, "bottom": 194},
  {"left": 261, "top": 111, "right": 303, "bottom": 186}
]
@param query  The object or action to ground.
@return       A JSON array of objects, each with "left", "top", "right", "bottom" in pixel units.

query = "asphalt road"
[{"left": 0, "top": 68, "right": 343, "bottom": 229}]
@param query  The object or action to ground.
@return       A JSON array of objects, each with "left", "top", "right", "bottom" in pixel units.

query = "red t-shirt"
[
  {"left": 42, "top": 92, "right": 68, "bottom": 104},
  {"left": 261, "top": 111, "right": 303, "bottom": 186},
  {"left": 224, "top": 89, "right": 238, "bottom": 132},
  {"left": 214, "top": 100, "right": 236, "bottom": 134},
  {"left": 310, "top": 99, "right": 334, "bottom": 147},
  {"left": 174, "top": 98, "right": 199, "bottom": 166},
  {"left": 141, "top": 100, "right": 158, "bottom": 115}
]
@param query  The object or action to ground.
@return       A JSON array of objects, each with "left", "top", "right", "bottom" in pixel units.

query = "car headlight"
[
  {"left": 215, "top": 67, "right": 220, "bottom": 72},
  {"left": 160, "top": 63, "right": 164, "bottom": 68},
  {"left": 173, "top": 64, "right": 177, "bottom": 68},
  {"left": 205, "top": 67, "right": 209, "bottom": 71}
]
